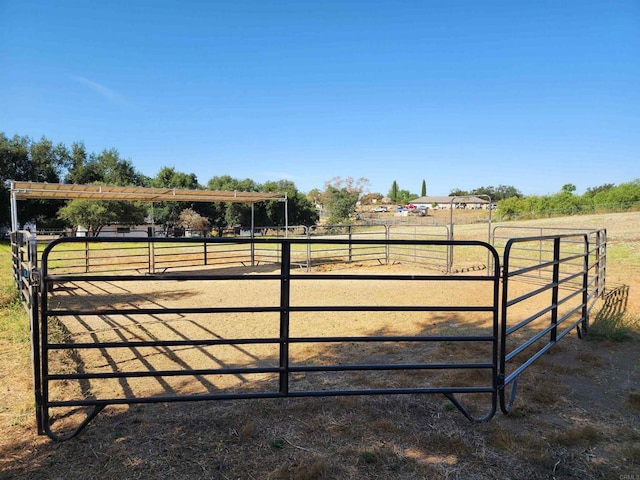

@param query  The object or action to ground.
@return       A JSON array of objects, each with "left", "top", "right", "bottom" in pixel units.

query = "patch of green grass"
[
  {"left": 605, "top": 243, "right": 640, "bottom": 266},
  {"left": 626, "top": 392, "right": 640, "bottom": 410},
  {"left": 0, "top": 243, "right": 17, "bottom": 301},
  {"left": 589, "top": 312, "right": 638, "bottom": 342},
  {"left": 0, "top": 297, "right": 29, "bottom": 344},
  {"left": 270, "top": 438, "right": 285, "bottom": 450},
  {"left": 0, "top": 243, "right": 29, "bottom": 344},
  {"left": 358, "top": 451, "right": 377, "bottom": 464}
]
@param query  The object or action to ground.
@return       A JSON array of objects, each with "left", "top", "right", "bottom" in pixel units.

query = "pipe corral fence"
[{"left": 10, "top": 225, "right": 607, "bottom": 440}]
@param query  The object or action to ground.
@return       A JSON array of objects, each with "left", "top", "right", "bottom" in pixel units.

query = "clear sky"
[{"left": 2, "top": 1, "right": 638, "bottom": 196}]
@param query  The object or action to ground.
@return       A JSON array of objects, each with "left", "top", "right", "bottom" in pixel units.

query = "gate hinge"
[{"left": 30, "top": 268, "right": 41, "bottom": 287}]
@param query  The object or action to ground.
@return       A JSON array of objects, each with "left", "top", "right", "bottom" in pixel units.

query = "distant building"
[
  {"left": 408, "top": 196, "right": 490, "bottom": 210},
  {"left": 76, "top": 224, "right": 160, "bottom": 237}
]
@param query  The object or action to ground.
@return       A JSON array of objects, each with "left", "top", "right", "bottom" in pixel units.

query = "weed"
[
  {"left": 271, "top": 438, "right": 285, "bottom": 450},
  {"left": 626, "top": 392, "right": 640, "bottom": 410},
  {"left": 359, "top": 450, "right": 377, "bottom": 464},
  {"left": 266, "top": 455, "right": 332, "bottom": 480},
  {"left": 486, "top": 427, "right": 550, "bottom": 465},
  {"left": 589, "top": 312, "right": 637, "bottom": 341},
  {"left": 574, "top": 351, "right": 604, "bottom": 367},
  {"left": 621, "top": 443, "right": 640, "bottom": 465},
  {"left": 550, "top": 425, "right": 602, "bottom": 446}
]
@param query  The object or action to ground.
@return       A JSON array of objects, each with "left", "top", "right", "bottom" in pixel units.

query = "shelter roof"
[
  {"left": 409, "top": 195, "right": 490, "bottom": 204},
  {"left": 10, "top": 181, "right": 285, "bottom": 204}
]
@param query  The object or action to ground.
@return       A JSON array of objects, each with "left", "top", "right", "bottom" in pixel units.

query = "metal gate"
[
  {"left": 14, "top": 232, "right": 606, "bottom": 440},
  {"left": 498, "top": 232, "right": 605, "bottom": 412},
  {"left": 35, "top": 237, "right": 501, "bottom": 440}
]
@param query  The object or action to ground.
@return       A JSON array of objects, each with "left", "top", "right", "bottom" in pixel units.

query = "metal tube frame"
[
  {"left": 37, "top": 237, "right": 501, "bottom": 440},
  {"left": 499, "top": 233, "right": 593, "bottom": 413}
]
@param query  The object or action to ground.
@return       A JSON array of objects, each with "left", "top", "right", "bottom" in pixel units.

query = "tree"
[
  {"left": 58, "top": 149, "right": 149, "bottom": 233},
  {"left": 585, "top": 183, "right": 614, "bottom": 197},
  {"left": 0, "top": 133, "right": 72, "bottom": 228},
  {"left": 421, "top": 179, "right": 427, "bottom": 197},
  {"left": 449, "top": 188, "right": 470, "bottom": 197},
  {"left": 178, "top": 208, "right": 210, "bottom": 235},
  {"left": 360, "top": 192, "right": 383, "bottom": 205},
  {"left": 492, "top": 185, "right": 522, "bottom": 201},
  {"left": 306, "top": 188, "right": 322, "bottom": 206},
  {"left": 1, "top": 134, "right": 30, "bottom": 227},
  {"left": 561, "top": 184, "right": 577, "bottom": 193},
  {"left": 149, "top": 167, "right": 200, "bottom": 235},
  {"left": 206, "top": 176, "right": 260, "bottom": 230},
  {"left": 389, "top": 181, "right": 399, "bottom": 202},
  {"left": 321, "top": 177, "right": 368, "bottom": 224},
  {"left": 590, "top": 178, "right": 640, "bottom": 209},
  {"left": 58, "top": 197, "right": 147, "bottom": 236},
  {"left": 395, "top": 189, "right": 418, "bottom": 205},
  {"left": 66, "top": 148, "right": 147, "bottom": 186},
  {"left": 450, "top": 185, "right": 521, "bottom": 201},
  {"left": 324, "top": 185, "right": 360, "bottom": 224},
  {"left": 261, "top": 180, "right": 319, "bottom": 227},
  {"left": 64, "top": 142, "right": 89, "bottom": 183}
]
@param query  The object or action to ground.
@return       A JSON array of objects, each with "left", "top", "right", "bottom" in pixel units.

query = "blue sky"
[{"left": 2, "top": 1, "right": 638, "bottom": 196}]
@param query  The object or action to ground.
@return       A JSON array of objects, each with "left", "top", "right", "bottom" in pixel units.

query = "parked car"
[{"left": 371, "top": 206, "right": 389, "bottom": 212}]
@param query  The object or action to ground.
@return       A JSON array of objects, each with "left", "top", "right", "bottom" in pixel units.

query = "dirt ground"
[{"left": 0, "top": 212, "right": 638, "bottom": 480}]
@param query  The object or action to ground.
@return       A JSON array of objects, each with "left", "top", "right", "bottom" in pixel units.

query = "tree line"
[{"left": 496, "top": 182, "right": 640, "bottom": 219}]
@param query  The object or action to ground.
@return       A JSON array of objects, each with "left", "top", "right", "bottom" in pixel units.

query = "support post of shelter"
[
  {"left": 251, "top": 203, "right": 255, "bottom": 267},
  {"left": 10, "top": 181, "right": 19, "bottom": 232},
  {"left": 284, "top": 193, "right": 289, "bottom": 238}
]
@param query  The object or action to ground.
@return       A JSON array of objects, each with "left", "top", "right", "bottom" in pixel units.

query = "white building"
[{"left": 408, "top": 196, "right": 490, "bottom": 210}]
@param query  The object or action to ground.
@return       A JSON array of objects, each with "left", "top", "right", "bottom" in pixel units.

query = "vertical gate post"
[
  {"left": 448, "top": 204, "right": 454, "bottom": 273},
  {"left": 28, "top": 235, "right": 43, "bottom": 434},
  {"left": 148, "top": 239, "right": 155, "bottom": 274},
  {"left": 279, "top": 241, "right": 291, "bottom": 395},
  {"left": 251, "top": 203, "right": 255, "bottom": 267},
  {"left": 596, "top": 230, "right": 606, "bottom": 298},
  {"left": 84, "top": 240, "right": 90, "bottom": 274},
  {"left": 39, "top": 253, "right": 50, "bottom": 437},
  {"left": 385, "top": 225, "right": 390, "bottom": 265},
  {"left": 348, "top": 225, "right": 353, "bottom": 263},
  {"left": 306, "top": 226, "right": 311, "bottom": 272},
  {"left": 581, "top": 235, "right": 590, "bottom": 334},
  {"left": 550, "top": 237, "right": 561, "bottom": 343}
]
